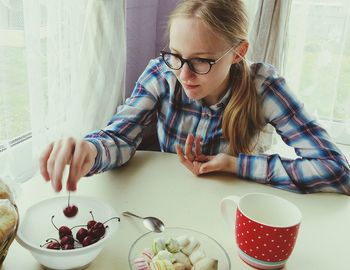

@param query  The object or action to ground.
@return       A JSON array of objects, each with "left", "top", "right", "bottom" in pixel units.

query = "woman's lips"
[{"left": 183, "top": 83, "right": 199, "bottom": 90}]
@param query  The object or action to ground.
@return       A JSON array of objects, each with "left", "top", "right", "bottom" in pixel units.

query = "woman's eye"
[{"left": 192, "top": 58, "right": 208, "bottom": 64}]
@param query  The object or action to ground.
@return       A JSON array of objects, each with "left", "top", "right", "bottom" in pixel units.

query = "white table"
[{"left": 2, "top": 151, "right": 350, "bottom": 270}]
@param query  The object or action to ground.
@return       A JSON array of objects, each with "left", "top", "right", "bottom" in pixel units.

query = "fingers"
[
  {"left": 194, "top": 136, "right": 208, "bottom": 162},
  {"left": 199, "top": 156, "right": 220, "bottom": 174},
  {"left": 66, "top": 143, "right": 84, "bottom": 191},
  {"left": 39, "top": 143, "right": 54, "bottom": 181},
  {"left": 40, "top": 138, "right": 97, "bottom": 192},
  {"left": 66, "top": 141, "right": 96, "bottom": 191},
  {"left": 184, "top": 134, "right": 195, "bottom": 161},
  {"left": 48, "top": 138, "right": 76, "bottom": 192},
  {"left": 175, "top": 144, "right": 199, "bottom": 175}
]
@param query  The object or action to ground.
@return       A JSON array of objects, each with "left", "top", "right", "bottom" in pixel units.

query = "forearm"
[
  {"left": 236, "top": 153, "right": 350, "bottom": 195},
  {"left": 84, "top": 127, "right": 142, "bottom": 175}
]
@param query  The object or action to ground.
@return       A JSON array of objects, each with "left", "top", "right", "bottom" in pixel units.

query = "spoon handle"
[{"left": 122, "top": 211, "right": 143, "bottom": 220}]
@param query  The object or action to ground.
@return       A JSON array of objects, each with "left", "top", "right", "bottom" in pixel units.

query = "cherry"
[
  {"left": 40, "top": 238, "right": 61, "bottom": 250},
  {"left": 89, "top": 216, "right": 120, "bottom": 239},
  {"left": 51, "top": 215, "right": 73, "bottom": 239},
  {"left": 82, "top": 235, "right": 97, "bottom": 247},
  {"left": 63, "top": 191, "right": 78, "bottom": 217},
  {"left": 89, "top": 222, "right": 105, "bottom": 239},
  {"left": 87, "top": 211, "right": 97, "bottom": 229},
  {"left": 60, "top": 235, "right": 74, "bottom": 246},
  {"left": 47, "top": 242, "right": 60, "bottom": 250},
  {"left": 76, "top": 228, "right": 89, "bottom": 243},
  {"left": 62, "top": 243, "right": 74, "bottom": 250}
]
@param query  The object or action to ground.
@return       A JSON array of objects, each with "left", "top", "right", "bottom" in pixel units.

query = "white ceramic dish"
[
  {"left": 16, "top": 196, "right": 120, "bottom": 270},
  {"left": 128, "top": 227, "right": 231, "bottom": 270}
]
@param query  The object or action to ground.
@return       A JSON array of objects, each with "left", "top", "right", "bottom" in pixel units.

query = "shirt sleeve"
[
  {"left": 83, "top": 59, "right": 167, "bottom": 175},
  {"left": 236, "top": 66, "right": 350, "bottom": 195}
]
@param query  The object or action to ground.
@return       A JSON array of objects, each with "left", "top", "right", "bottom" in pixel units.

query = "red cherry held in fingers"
[
  {"left": 63, "top": 205, "right": 78, "bottom": 217},
  {"left": 76, "top": 228, "right": 89, "bottom": 243}
]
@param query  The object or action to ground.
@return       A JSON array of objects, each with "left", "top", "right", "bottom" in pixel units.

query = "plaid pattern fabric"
[{"left": 85, "top": 58, "right": 350, "bottom": 195}]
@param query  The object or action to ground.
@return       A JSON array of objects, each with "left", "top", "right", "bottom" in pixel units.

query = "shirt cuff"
[{"left": 83, "top": 137, "right": 104, "bottom": 176}]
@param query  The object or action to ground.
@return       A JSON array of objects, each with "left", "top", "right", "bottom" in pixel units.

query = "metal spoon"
[{"left": 122, "top": 211, "right": 165, "bottom": 233}]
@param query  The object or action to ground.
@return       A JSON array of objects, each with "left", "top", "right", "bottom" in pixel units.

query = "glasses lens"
[
  {"left": 162, "top": 53, "right": 182, "bottom": 69},
  {"left": 190, "top": 58, "right": 211, "bottom": 74}
]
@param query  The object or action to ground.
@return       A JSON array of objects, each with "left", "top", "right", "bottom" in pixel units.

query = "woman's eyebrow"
[{"left": 169, "top": 47, "right": 216, "bottom": 57}]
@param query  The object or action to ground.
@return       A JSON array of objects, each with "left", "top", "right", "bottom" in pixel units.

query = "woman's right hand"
[{"left": 39, "top": 138, "right": 98, "bottom": 192}]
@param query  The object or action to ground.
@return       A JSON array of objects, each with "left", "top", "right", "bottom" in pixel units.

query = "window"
[
  {"left": 0, "top": 0, "right": 30, "bottom": 144},
  {"left": 0, "top": 0, "right": 37, "bottom": 181},
  {"left": 285, "top": 0, "right": 350, "bottom": 145}
]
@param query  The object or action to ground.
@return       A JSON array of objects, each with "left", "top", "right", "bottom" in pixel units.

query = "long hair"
[{"left": 168, "top": 0, "right": 264, "bottom": 155}]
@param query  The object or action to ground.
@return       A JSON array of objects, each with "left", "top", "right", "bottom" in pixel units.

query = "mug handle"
[{"left": 220, "top": 195, "right": 240, "bottom": 231}]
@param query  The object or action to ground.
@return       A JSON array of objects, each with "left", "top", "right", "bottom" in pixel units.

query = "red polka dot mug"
[{"left": 220, "top": 193, "right": 301, "bottom": 270}]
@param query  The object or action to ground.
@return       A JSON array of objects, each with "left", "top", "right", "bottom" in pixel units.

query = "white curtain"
[
  {"left": 248, "top": 0, "right": 292, "bottom": 74},
  {"left": 23, "top": 0, "right": 126, "bottom": 157},
  {"left": 247, "top": 0, "right": 292, "bottom": 152}
]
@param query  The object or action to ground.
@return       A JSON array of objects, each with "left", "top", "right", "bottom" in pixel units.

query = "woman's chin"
[{"left": 184, "top": 90, "right": 202, "bottom": 101}]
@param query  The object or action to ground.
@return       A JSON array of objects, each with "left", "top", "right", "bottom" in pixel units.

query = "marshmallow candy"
[
  {"left": 181, "top": 237, "right": 200, "bottom": 256},
  {"left": 176, "top": 235, "right": 190, "bottom": 247},
  {"left": 192, "top": 258, "right": 218, "bottom": 270},
  {"left": 173, "top": 252, "right": 192, "bottom": 270},
  {"left": 189, "top": 249, "right": 206, "bottom": 265},
  {"left": 154, "top": 250, "right": 175, "bottom": 263},
  {"left": 142, "top": 248, "right": 154, "bottom": 262},
  {"left": 133, "top": 256, "right": 150, "bottom": 270},
  {"left": 166, "top": 238, "right": 180, "bottom": 253},
  {"left": 152, "top": 237, "right": 166, "bottom": 254},
  {"left": 173, "top": 263, "right": 186, "bottom": 270},
  {"left": 150, "top": 259, "right": 174, "bottom": 270}
]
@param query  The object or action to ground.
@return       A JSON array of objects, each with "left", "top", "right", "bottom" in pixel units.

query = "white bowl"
[
  {"left": 16, "top": 195, "right": 120, "bottom": 270},
  {"left": 128, "top": 227, "right": 231, "bottom": 270}
]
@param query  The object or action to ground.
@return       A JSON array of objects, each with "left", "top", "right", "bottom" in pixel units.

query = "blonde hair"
[{"left": 168, "top": 0, "right": 264, "bottom": 155}]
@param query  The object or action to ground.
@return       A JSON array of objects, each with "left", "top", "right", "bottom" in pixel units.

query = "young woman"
[{"left": 40, "top": 0, "right": 350, "bottom": 195}]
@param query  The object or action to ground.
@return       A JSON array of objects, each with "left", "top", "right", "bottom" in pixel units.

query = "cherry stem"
[
  {"left": 51, "top": 215, "right": 59, "bottom": 231},
  {"left": 103, "top": 216, "right": 120, "bottom": 224},
  {"left": 89, "top": 211, "right": 95, "bottom": 221},
  {"left": 68, "top": 191, "right": 71, "bottom": 207},
  {"left": 45, "top": 238, "right": 60, "bottom": 243},
  {"left": 70, "top": 224, "right": 87, "bottom": 230}
]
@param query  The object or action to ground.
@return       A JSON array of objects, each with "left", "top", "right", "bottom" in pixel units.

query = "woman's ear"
[{"left": 232, "top": 40, "right": 249, "bottom": 64}]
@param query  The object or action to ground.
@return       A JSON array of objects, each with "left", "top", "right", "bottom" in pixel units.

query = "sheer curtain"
[
  {"left": 248, "top": 0, "right": 350, "bottom": 151},
  {"left": 23, "top": 0, "right": 126, "bottom": 157},
  {"left": 247, "top": 0, "right": 292, "bottom": 152},
  {"left": 248, "top": 0, "right": 292, "bottom": 75}
]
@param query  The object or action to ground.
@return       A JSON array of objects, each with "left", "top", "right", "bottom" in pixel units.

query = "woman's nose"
[{"left": 179, "top": 62, "right": 195, "bottom": 82}]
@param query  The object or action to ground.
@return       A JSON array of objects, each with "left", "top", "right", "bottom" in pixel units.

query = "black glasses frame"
[{"left": 160, "top": 46, "right": 235, "bottom": 75}]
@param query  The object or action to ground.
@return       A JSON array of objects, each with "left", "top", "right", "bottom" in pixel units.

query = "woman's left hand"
[{"left": 175, "top": 134, "right": 237, "bottom": 176}]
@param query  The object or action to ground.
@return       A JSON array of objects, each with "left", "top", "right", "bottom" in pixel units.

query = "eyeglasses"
[{"left": 160, "top": 46, "right": 235, "bottom": 75}]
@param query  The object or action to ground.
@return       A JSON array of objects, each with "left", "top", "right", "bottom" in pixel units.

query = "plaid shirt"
[{"left": 85, "top": 58, "right": 350, "bottom": 195}]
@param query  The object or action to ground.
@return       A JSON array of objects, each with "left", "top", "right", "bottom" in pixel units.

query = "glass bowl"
[
  {"left": 16, "top": 195, "right": 120, "bottom": 270},
  {"left": 128, "top": 227, "right": 231, "bottom": 270}
]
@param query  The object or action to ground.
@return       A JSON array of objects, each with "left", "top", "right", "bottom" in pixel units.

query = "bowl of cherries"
[{"left": 16, "top": 194, "right": 120, "bottom": 270}]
